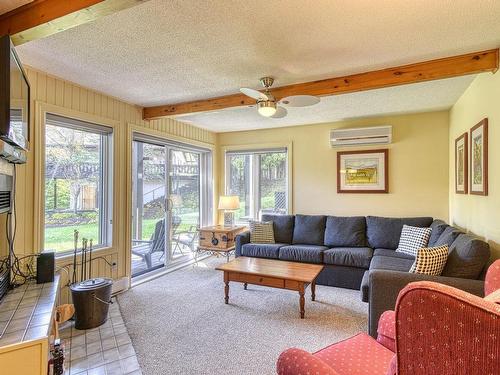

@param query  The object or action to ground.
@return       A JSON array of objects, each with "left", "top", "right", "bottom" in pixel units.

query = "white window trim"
[
  {"left": 222, "top": 142, "right": 293, "bottom": 222},
  {"left": 33, "top": 102, "right": 119, "bottom": 258},
  {"left": 44, "top": 114, "right": 113, "bottom": 254}
]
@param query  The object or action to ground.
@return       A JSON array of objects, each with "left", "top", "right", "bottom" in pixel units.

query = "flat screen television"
[{"left": 0, "top": 35, "right": 30, "bottom": 151}]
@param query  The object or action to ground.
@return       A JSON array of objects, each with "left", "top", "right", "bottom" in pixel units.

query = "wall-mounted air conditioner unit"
[{"left": 330, "top": 125, "right": 392, "bottom": 148}]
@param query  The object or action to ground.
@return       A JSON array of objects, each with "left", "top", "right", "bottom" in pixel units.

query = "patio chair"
[
  {"left": 172, "top": 219, "right": 199, "bottom": 255},
  {"left": 131, "top": 219, "right": 166, "bottom": 269}
]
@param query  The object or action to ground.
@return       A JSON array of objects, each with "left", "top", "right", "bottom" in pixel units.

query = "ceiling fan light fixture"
[{"left": 257, "top": 100, "right": 277, "bottom": 117}]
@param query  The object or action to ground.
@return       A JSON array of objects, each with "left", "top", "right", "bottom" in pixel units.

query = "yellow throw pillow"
[{"left": 409, "top": 245, "right": 449, "bottom": 275}]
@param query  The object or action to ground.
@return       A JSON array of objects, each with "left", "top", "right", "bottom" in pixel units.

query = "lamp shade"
[{"left": 218, "top": 195, "right": 240, "bottom": 210}]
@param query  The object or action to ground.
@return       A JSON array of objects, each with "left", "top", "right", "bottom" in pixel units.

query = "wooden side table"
[{"left": 196, "top": 225, "right": 247, "bottom": 263}]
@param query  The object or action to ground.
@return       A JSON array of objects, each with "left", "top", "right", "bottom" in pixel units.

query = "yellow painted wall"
[
  {"left": 449, "top": 72, "right": 500, "bottom": 259},
  {"left": 218, "top": 111, "right": 450, "bottom": 220},
  {"left": 0, "top": 67, "right": 216, "bottom": 301}
]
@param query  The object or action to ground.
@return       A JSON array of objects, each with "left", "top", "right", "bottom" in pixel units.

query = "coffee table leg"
[
  {"left": 224, "top": 272, "right": 229, "bottom": 304},
  {"left": 311, "top": 281, "right": 316, "bottom": 301},
  {"left": 244, "top": 283, "right": 248, "bottom": 290},
  {"left": 299, "top": 283, "right": 305, "bottom": 319}
]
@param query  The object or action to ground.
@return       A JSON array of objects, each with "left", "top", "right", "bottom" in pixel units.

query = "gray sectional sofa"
[{"left": 235, "top": 214, "right": 491, "bottom": 337}]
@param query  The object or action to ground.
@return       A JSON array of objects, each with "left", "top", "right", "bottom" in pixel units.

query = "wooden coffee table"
[{"left": 215, "top": 257, "right": 324, "bottom": 319}]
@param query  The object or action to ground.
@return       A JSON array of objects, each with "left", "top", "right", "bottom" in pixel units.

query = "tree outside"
[
  {"left": 44, "top": 124, "right": 101, "bottom": 252},
  {"left": 228, "top": 152, "right": 287, "bottom": 220}
]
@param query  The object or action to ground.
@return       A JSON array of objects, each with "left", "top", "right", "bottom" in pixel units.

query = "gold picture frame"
[
  {"left": 455, "top": 132, "right": 468, "bottom": 194},
  {"left": 470, "top": 118, "right": 488, "bottom": 196},
  {"left": 337, "top": 149, "right": 388, "bottom": 193}
]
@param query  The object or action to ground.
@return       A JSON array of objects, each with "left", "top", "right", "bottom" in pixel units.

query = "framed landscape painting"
[
  {"left": 337, "top": 149, "right": 388, "bottom": 193},
  {"left": 470, "top": 118, "right": 488, "bottom": 196},
  {"left": 455, "top": 132, "right": 468, "bottom": 194}
]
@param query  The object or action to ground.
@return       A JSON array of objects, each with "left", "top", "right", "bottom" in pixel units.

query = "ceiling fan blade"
[
  {"left": 270, "top": 106, "right": 287, "bottom": 118},
  {"left": 240, "top": 87, "right": 269, "bottom": 101},
  {"left": 280, "top": 95, "right": 320, "bottom": 107}
]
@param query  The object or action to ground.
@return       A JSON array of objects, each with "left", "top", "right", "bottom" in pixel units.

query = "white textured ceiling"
[
  {"left": 180, "top": 75, "right": 476, "bottom": 132},
  {"left": 15, "top": 0, "right": 500, "bottom": 132},
  {"left": 0, "top": 0, "right": 33, "bottom": 15}
]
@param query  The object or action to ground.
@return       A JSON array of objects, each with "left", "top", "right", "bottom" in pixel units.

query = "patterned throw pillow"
[
  {"left": 249, "top": 221, "right": 275, "bottom": 244},
  {"left": 409, "top": 245, "right": 449, "bottom": 275},
  {"left": 396, "top": 225, "right": 432, "bottom": 256}
]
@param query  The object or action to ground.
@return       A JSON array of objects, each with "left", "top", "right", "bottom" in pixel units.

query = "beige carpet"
[{"left": 117, "top": 257, "right": 368, "bottom": 375}]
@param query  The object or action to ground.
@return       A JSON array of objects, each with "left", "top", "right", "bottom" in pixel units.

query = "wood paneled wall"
[{"left": 3, "top": 67, "right": 216, "bottom": 303}]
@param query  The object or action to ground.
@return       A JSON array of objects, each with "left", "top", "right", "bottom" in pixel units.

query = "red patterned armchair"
[{"left": 277, "top": 260, "right": 500, "bottom": 375}]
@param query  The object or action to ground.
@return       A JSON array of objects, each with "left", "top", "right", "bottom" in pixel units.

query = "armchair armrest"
[
  {"left": 376, "top": 310, "right": 396, "bottom": 352},
  {"left": 277, "top": 348, "right": 340, "bottom": 375},
  {"left": 235, "top": 231, "right": 250, "bottom": 257},
  {"left": 368, "top": 270, "right": 484, "bottom": 337}
]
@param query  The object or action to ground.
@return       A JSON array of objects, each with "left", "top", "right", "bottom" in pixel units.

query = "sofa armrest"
[
  {"left": 368, "top": 270, "right": 484, "bottom": 337},
  {"left": 277, "top": 348, "right": 340, "bottom": 375},
  {"left": 235, "top": 231, "right": 250, "bottom": 257}
]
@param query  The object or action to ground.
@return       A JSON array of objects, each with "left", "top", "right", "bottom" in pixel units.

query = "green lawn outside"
[
  {"left": 45, "top": 212, "right": 199, "bottom": 252},
  {"left": 45, "top": 223, "right": 99, "bottom": 252}
]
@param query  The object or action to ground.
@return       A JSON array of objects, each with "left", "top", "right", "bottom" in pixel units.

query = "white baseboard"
[{"left": 112, "top": 276, "right": 129, "bottom": 295}]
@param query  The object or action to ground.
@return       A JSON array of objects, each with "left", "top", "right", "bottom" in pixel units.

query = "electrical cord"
[
  {"left": 6, "top": 164, "right": 37, "bottom": 287},
  {"left": 5, "top": 164, "right": 116, "bottom": 287}
]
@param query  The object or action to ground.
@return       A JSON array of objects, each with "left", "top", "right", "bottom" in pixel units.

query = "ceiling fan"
[{"left": 240, "top": 77, "right": 320, "bottom": 118}]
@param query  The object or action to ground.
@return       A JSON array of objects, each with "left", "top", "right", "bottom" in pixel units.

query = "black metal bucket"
[{"left": 70, "top": 278, "right": 113, "bottom": 330}]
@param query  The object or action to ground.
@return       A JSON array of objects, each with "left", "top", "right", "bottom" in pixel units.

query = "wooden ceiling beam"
[
  {"left": 0, "top": 0, "right": 148, "bottom": 46},
  {"left": 143, "top": 49, "right": 499, "bottom": 120}
]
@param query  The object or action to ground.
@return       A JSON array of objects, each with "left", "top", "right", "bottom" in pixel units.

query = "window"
[
  {"left": 225, "top": 148, "right": 288, "bottom": 222},
  {"left": 44, "top": 114, "right": 113, "bottom": 253}
]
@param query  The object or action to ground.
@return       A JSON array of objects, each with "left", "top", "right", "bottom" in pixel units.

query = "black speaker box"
[{"left": 37, "top": 251, "right": 55, "bottom": 284}]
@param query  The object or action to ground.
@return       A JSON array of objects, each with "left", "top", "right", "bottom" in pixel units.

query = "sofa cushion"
[
  {"left": 324, "top": 216, "right": 367, "bottom": 247},
  {"left": 314, "top": 333, "right": 395, "bottom": 375},
  {"left": 373, "top": 248, "right": 415, "bottom": 260},
  {"left": 366, "top": 216, "right": 433, "bottom": 249},
  {"left": 241, "top": 243, "right": 286, "bottom": 259},
  {"left": 434, "top": 226, "right": 462, "bottom": 247},
  {"left": 369, "top": 255, "right": 414, "bottom": 272},
  {"left": 292, "top": 214, "right": 326, "bottom": 246},
  {"left": 261, "top": 214, "right": 294, "bottom": 244},
  {"left": 428, "top": 219, "right": 448, "bottom": 247},
  {"left": 324, "top": 247, "right": 373, "bottom": 268},
  {"left": 279, "top": 244, "right": 328, "bottom": 264},
  {"left": 442, "top": 234, "right": 490, "bottom": 279}
]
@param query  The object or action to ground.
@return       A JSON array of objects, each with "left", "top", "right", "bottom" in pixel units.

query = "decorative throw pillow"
[
  {"left": 396, "top": 225, "right": 432, "bottom": 256},
  {"left": 409, "top": 245, "right": 449, "bottom": 275},
  {"left": 249, "top": 221, "right": 275, "bottom": 244}
]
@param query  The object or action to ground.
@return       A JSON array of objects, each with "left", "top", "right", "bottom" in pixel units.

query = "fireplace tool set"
[{"left": 70, "top": 230, "right": 113, "bottom": 330}]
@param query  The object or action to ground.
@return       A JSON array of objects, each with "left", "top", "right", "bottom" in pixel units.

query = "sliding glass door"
[
  {"left": 169, "top": 149, "right": 201, "bottom": 260},
  {"left": 131, "top": 136, "right": 211, "bottom": 278},
  {"left": 131, "top": 141, "right": 168, "bottom": 277}
]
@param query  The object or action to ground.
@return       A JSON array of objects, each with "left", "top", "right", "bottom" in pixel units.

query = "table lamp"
[{"left": 218, "top": 195, "right": 240, "bottom": 226}]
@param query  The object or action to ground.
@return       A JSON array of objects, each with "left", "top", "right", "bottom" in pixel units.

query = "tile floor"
[{"left": 59, "top": 298, "right": 141, "bottom": 375}]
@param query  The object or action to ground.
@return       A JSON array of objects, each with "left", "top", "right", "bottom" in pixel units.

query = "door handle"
[{"left": 165, "top": 197, "right": 173, "bottom": 212}]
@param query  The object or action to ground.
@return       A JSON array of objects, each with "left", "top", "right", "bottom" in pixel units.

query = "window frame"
[
  {"left": 223, "top": 143, "right": 292, "bottom": 222},
  {"left": 37, "top": 108, "right": 115, "bottom": 257}
]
